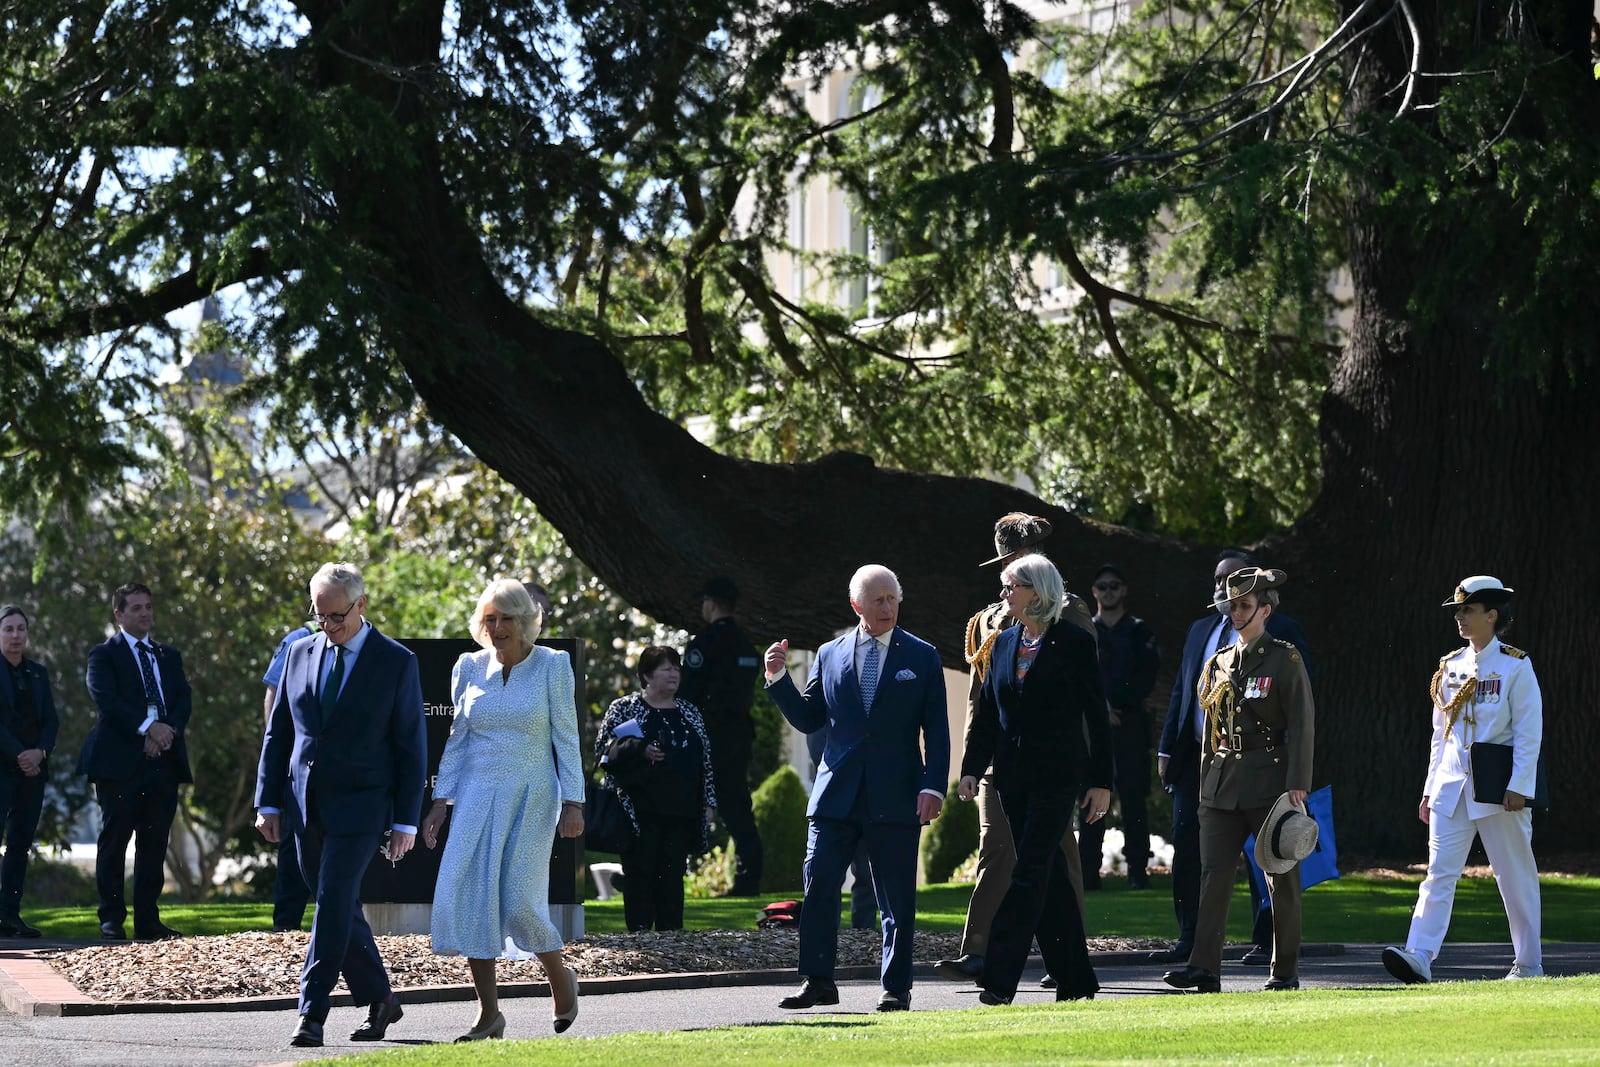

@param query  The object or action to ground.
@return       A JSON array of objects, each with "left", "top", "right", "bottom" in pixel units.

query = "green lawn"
[
  {"left": 21, "top": 872, "right": 1599, "bottom": 944},
  {"left": 312, "top": 977, "right": 1600, "bottom": 1066}
]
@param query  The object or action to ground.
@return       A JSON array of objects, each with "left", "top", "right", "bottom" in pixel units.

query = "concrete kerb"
[{"left": 1, "top": 943, "right": 1347, "bottom": 1018}]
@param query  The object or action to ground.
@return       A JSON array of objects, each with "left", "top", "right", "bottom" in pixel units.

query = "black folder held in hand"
[{"left": 1469, "top": 742, "right": 1549, "bottom": 808}]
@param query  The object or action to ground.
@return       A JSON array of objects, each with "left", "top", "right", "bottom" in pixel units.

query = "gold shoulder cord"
[
  {"left": 965, "top": 610, "right": 1001, "bottom": 683},
  {"left": 1429, "top": 657, "right": 1476, "bottom": 740},
  {"left": 1197, "top": 658, "right": 1237, "bottom": 758}
]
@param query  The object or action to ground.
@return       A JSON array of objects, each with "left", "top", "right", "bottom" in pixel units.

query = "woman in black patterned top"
[{"left": 596, "top": 646, "right": 717, "bottom": 931}]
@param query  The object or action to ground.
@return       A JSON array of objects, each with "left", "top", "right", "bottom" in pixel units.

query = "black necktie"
[
  {"left": 137, "top": 641, "right": 166, "bottom": 719},
  {"left": 321, "top": 647, "right": 345, "bottom": 717}
]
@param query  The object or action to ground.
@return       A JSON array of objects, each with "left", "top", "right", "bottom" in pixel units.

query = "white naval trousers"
[{"left": 1406, "top": 790, "right": 1542, "bottom": 968}]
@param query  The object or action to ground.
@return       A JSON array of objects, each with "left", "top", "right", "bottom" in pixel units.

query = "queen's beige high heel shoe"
[
  {"left": 553, "top": 965, "right": 580, "bottom": 1033},
  {"left": 454, "top": 1012, "right": 506, "bottom": 1042}
]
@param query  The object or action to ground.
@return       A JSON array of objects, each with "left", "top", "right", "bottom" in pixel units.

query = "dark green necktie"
[{"left": 320, "top": 647, "right": 345, "bottom": 717}]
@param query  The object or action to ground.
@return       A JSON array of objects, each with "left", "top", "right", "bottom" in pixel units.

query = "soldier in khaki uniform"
[
  {"left": 1163, "top": 568, "right": 1314, "bottom": 993},
  {"left": 934, "top": 514, "right": 1097, "bottom": 985}
]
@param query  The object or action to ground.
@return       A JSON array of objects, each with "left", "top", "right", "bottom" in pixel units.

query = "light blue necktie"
[{"left": 860, "top": 637, "right": 881, "bottom": 709}]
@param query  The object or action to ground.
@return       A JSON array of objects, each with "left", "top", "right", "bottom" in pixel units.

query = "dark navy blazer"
[
  {"left": 80, "top": 635, "right": 193, "bottom": 783},
  {"left": 255, "top": 626, "right": 427, "bottom": 836},
  {"left": 769, "top": 626, "right": 949, "bottom": 825}
]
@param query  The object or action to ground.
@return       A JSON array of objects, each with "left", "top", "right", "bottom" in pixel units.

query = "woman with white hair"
[
  {"left": 421, "top": 580, "right": 585, "bottom": 1040},
  {"left": 957, "top": 552, "right": 1113, "bottom": 1004}
]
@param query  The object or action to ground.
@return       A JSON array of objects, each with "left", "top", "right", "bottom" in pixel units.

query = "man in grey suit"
[{"left": 763, "top": 564, "right": 949, "bottom": 1012}]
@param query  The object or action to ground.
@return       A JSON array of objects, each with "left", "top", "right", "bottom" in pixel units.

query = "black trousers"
[
  {"left": 1078, "top": 712, "right": 1152, "bottom": 874},
  {"left": 984, "top": 776, "right": 1098, "bottom": 1001},
  {"left": 709, "top": 731, "right": 764, "bottom": 889},
  {"left": 92, "top": 758, "right": 179, "bottom": 928},
  {"left": 1168, "top": 771, "right": 1203, "bottom": 946},
  {"left": 0, "top": 769, "right": 47, "bottom": 916},
  {"left": 622, "top": 814, "right": 698, "bottom": 932}
]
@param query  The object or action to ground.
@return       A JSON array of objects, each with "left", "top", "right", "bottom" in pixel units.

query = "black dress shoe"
[
  {"left": 0, "top": 916, "right": 42, "bottom": 938},
  {"left": 1148, "top": 943, "right": 1192, "bottom": 964},
  {"left": 289, "top": 1016, "right": 324, "bottom": 1047},
  {"left": 876, "top": 990, "right": 911, "bottom": 1012},
  {"left": 99, "top": 921, "right": 127, "bottom": 941},
  {"left": 1264, "top": 975, "right": 1300, "bottom": 990},
  {"left": 778, "top": 977, "right": 839, "bottom": 1009},
  {"left": 1163, "top": 966, "right": 1221, "bottom": 993},
  {"left": 1056, "top": 987, "right": 1098, "bottom": 1002},
  {"left": 1240, "top": 944, "right": 1271, "bottom": 966},
  {"left": 1039, "top": 974, "right": 1057, "bottom": 989},
  {"left": 933, "top": 953, "right": 985, "bottom": 982},
  {"left": 977, "top": 989, "right": 1011, "bottom": 1005},
  {"left": 351, "top": 996, "right": 404, "bottom": 1040},
  {"left": 133, "top": 923, "right": 184, "bottom": 940}
]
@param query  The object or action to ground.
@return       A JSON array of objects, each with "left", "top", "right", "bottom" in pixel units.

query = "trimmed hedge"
[
  {"left": 750, "top": 765, "right": 809, "bottom": 894},
  {"left": 921, "top": 779, "right": 980, "bottom": 884}
]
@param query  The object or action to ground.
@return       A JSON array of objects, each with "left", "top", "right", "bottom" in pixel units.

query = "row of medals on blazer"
[{"left": 1198, "top": 666, "right": 1277, "bottom": 762}]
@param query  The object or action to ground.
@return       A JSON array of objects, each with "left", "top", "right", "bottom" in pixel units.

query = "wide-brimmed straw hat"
[
  {"left": 1207, "top": 566, "right": 1287, "bottom": 610},
  {"left": 980, "top": 512, "right": 1053, "bottom": 566},
  {"left": 1255, "top": 792, "right": 1319, "bottom": 875}
]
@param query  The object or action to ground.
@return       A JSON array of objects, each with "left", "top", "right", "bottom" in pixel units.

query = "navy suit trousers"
[
  {"left": 1170, "top": 771, "right": 1202, "bottom": 945},
  {"left": 799, "top": 795, "right": 920, "bottom": 994},
  {"left": 295, "top": 820, "right": 390, "bottom": 1020}
]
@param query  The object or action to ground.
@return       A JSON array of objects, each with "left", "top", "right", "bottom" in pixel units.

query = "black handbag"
[
  {"left": 584, "top": 783, "right": 634, "bottom": 855},
  {"left": 1469, "top": 742, "right": 1549, "bottom": 808}
]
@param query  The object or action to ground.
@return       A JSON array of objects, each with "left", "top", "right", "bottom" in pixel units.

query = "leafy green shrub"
[
  {"left": 751, "top": 765, "right": 809, "bottom": 894},
  {"left": 25, "top": 858, "right": 99, "bottom": 907},
  {"left": 686, "top": 845, "right": 734, "bottom": 898},
  {"left": 921, "top": 780, "right": 980, "bottom": 884}
]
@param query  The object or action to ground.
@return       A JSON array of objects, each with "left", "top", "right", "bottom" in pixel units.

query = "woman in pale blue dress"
[{"left": 421, "top": 580, "right": 585, "bottom": 1041}]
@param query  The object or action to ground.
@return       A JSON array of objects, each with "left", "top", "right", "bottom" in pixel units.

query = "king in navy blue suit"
[
  {"left": 764, "top": 565, "right": 949, "bottom": 1012},
  {"left": 256, "top": 563, "right": 427, "bottom": 1048}
]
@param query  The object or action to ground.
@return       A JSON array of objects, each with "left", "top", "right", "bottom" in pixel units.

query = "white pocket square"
[{"left": 894, "top": 668, "right": 917, "bottom": 681}]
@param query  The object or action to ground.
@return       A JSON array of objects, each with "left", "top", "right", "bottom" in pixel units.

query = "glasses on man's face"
[
  {"left": 1094, "top": 581, "right": 1123, "bottom": 592},
  {"left": 308, "top": 603, "right": 356, "bottom": 626}
]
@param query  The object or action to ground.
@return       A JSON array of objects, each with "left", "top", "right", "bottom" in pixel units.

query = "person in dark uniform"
[
  {"left": 679, "top": 577, "right": 764, "bottom": 896},
  {"left": 1163, "top": 567, "right": 1314, "bottom": 994},
  {"left": 0, "top": 605, "right": 59, "bottom": 938},
  {"left": 1079, "top": 564, "right": 1160, "bottom": 890}
]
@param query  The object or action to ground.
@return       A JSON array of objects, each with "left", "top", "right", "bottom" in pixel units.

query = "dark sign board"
[{"left": 360, "top": 637, "right": 587, "bottom": 906}]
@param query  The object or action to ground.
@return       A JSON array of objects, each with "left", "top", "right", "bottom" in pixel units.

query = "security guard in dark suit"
[
  {"left": 0, "top": 605, "right": 59, "bottom": 938},
  {"left": 1164, "top": 568, "right": 1314, "bottom": 993},
  {"left": 680, "top": 576, "right": 764, "bottom": 895}
]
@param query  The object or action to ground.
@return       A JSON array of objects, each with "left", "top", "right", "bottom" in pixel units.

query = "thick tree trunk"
[
  {"left": 1287, "top": 0, "right": 1600, "bottom": 853},
  {"left": 323, "top": 6, "right": 1595, "bottom": 856}
]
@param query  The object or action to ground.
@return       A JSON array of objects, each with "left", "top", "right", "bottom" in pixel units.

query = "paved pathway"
[{"left": 1, "top": 941, "right": 1595, "bottom": 1066}]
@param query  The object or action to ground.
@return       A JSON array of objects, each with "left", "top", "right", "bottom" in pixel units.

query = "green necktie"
[{"left": 320, "top": 646, "right": 345, "bottom": 718}]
